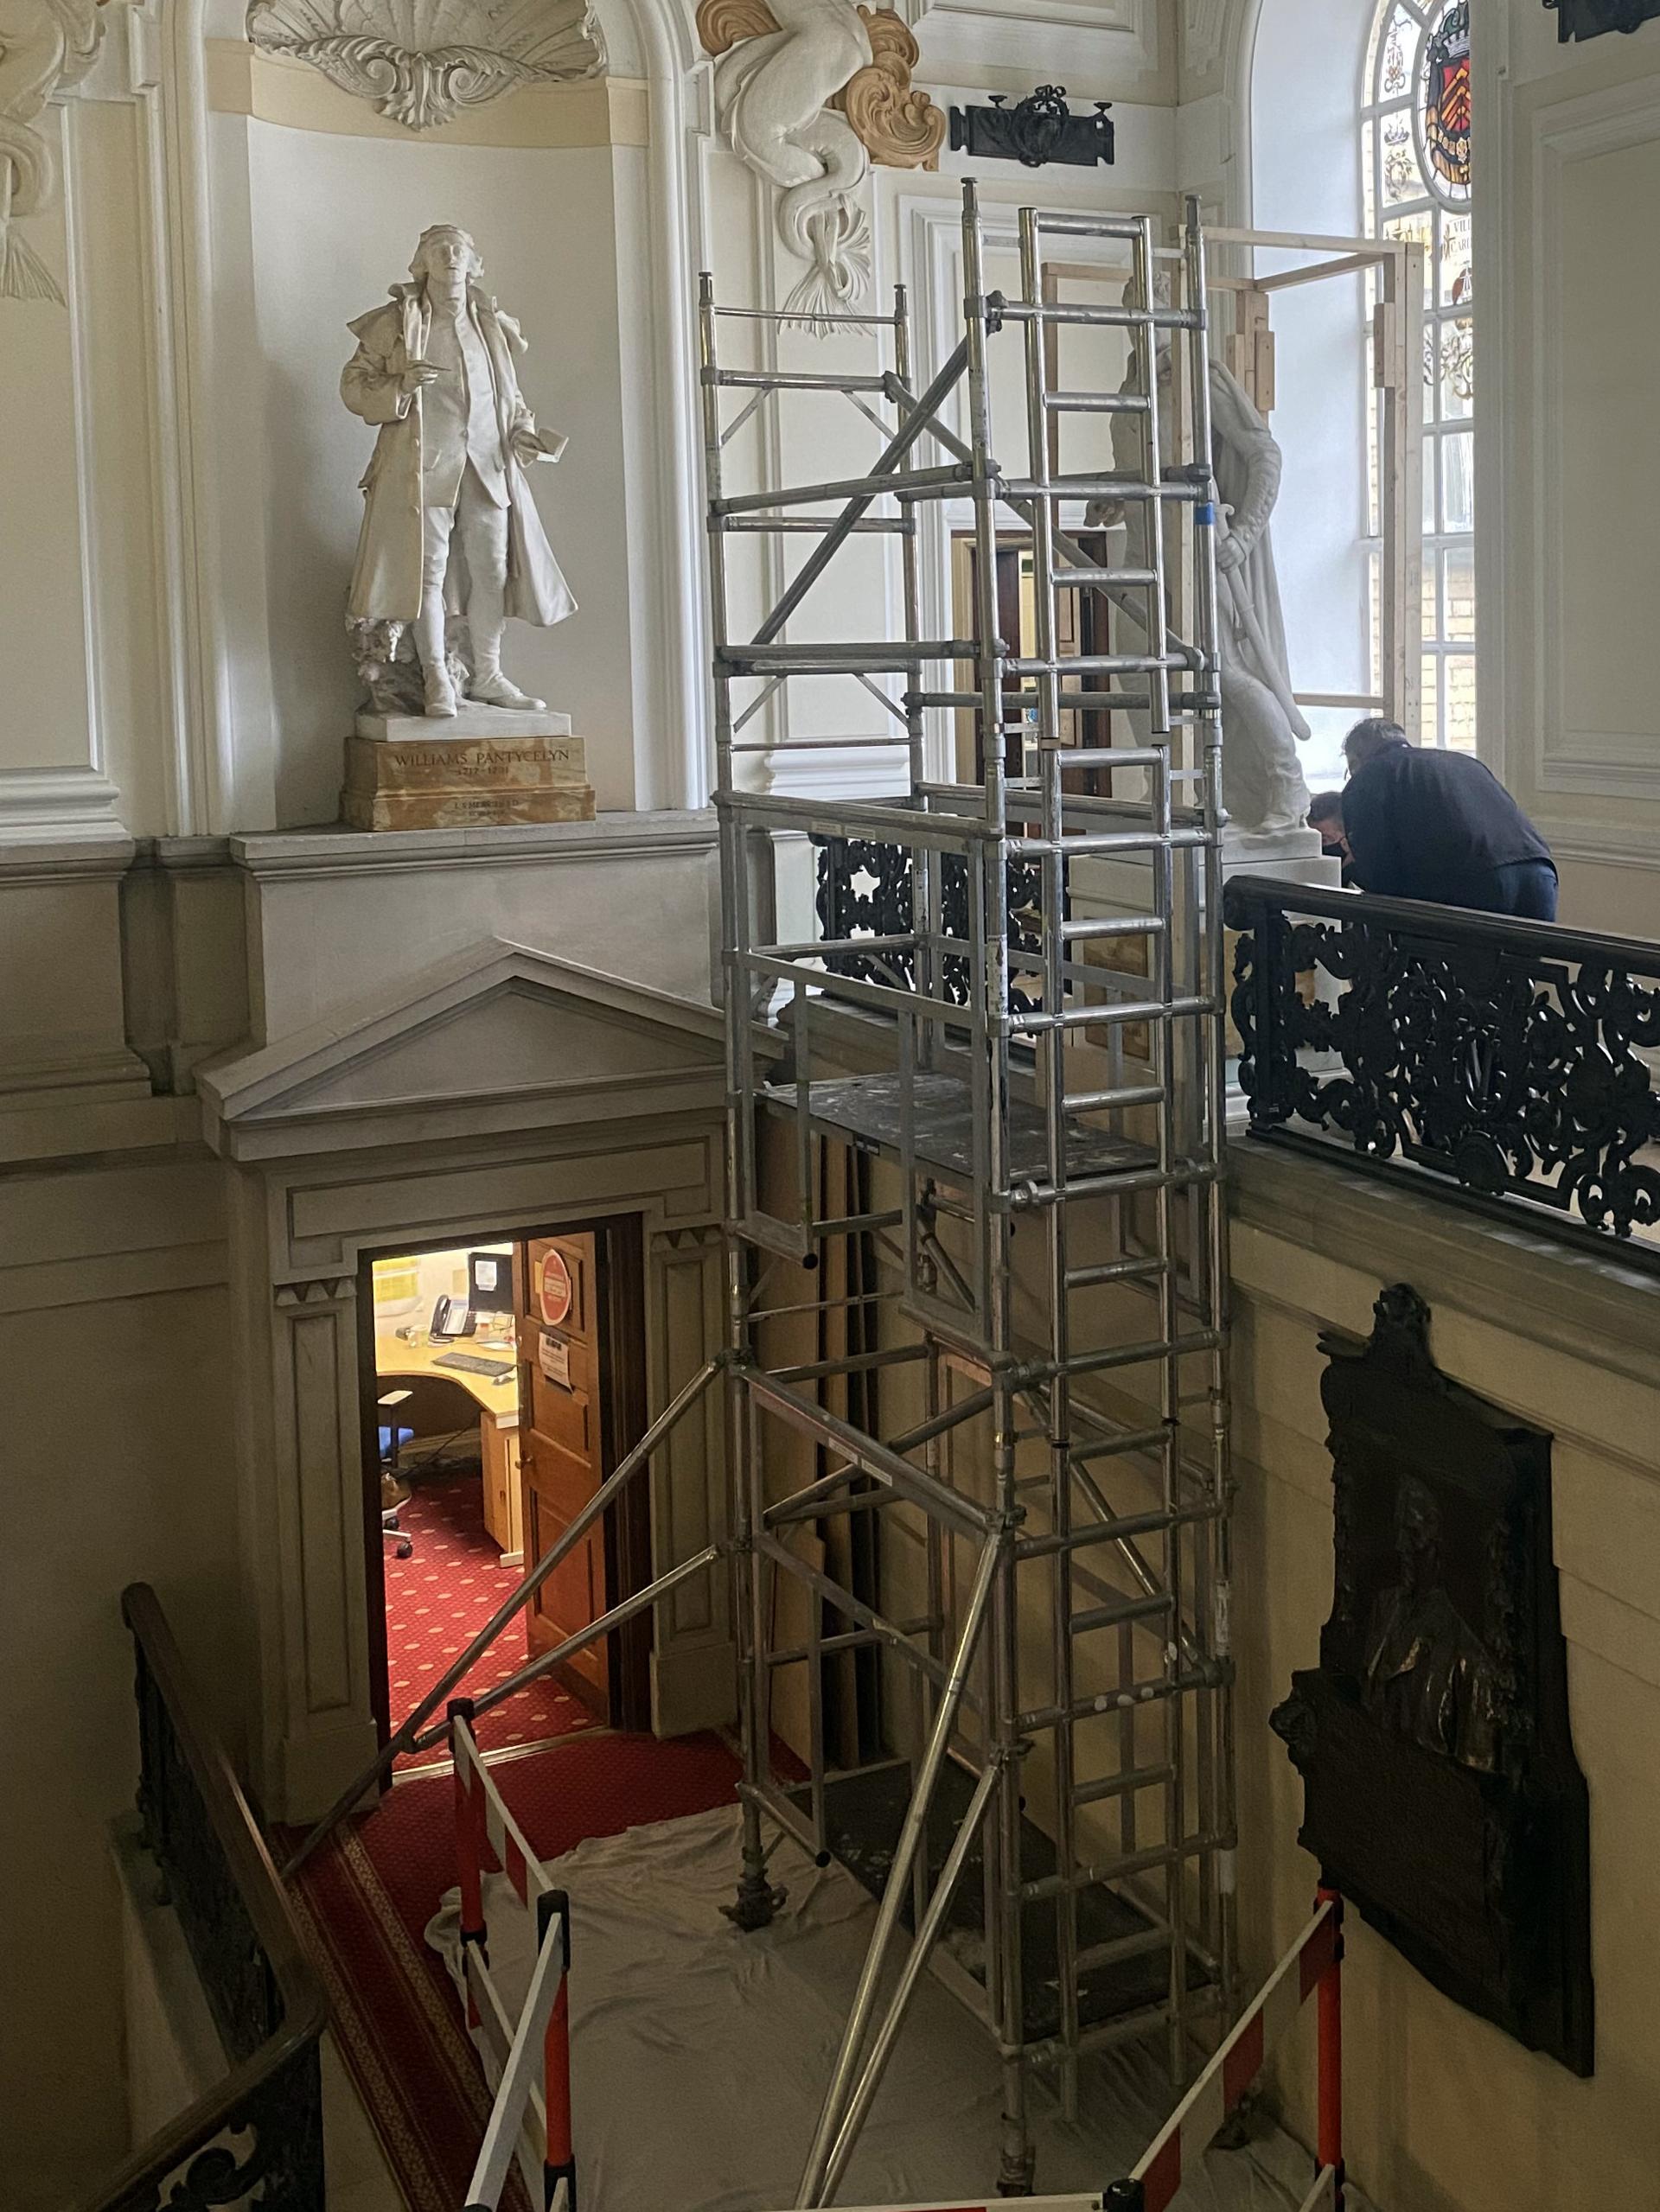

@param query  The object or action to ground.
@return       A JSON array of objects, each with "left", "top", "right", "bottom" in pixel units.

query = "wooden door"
[{"left": 515, "top": 1232, "right": 610, "bottom": 1711}]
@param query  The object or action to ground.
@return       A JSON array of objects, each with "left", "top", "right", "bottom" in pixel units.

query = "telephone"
[{"left": 430, "top": 1296, "right": 476, "bottom": 1340}]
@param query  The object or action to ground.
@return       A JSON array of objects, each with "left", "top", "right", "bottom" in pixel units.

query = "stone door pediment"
[{"left": 198, "top": 938, "right": 736, "bottom": 1157}]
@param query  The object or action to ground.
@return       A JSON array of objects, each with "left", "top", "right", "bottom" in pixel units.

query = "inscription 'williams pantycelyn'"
[{"left": 1272, "top": 1284, "right": 1593, "bottom": 2075}]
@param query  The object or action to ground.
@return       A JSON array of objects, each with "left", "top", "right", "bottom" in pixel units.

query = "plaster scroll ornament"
[
  {"left": 341, "top": 225, "right": 576, "bottom": 718},
  {"left": 698, "top": 0, "right": 943, "bottom": 332},
  {"left": 246, "top": 0, "right": 603, "bottom": 132},
  {"left": 0, "top": 0, "right": 104, "bottom": 305}
]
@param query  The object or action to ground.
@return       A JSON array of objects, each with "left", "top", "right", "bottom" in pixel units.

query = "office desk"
[{"left": 375, "top": 1330, "right": 523, "bottom": 1564}]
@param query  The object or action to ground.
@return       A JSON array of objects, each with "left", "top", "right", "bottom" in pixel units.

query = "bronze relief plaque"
[{"left": 1272, "top": 1284, "right": 1593, "bottom": 2075}]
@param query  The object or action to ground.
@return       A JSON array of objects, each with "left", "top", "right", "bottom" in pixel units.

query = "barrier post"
[
  {"left": 1316, "top": 1886, "right": 1344, "bottom": 2209},
  {"left": 450, "top": 1699, "right": 489, "bottom": 2021},
  {"left": 540, "top": 1887, "right": 576, "bottom": 2211},
  {"left": 1103, "top": 2185, "right": 1145, "bottom": 2209}
]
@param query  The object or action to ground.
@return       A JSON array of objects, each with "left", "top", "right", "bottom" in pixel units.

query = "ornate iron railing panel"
[
  {"left": 814, "top": 834, "right": 1049, "bottom": 1017},
  {"left": 1225, "top": 873, "right": 1660, "bottom": 1271},
  {"left": 75, "top": 1587, "right": 328, "bottom": 2212}
]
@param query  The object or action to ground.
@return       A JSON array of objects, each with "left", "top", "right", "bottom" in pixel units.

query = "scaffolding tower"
[{"left": 703, "top": 182, "right": 1237, "bottom": 2204}]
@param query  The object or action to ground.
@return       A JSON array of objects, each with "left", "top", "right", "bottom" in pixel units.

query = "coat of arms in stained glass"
[{"left": 1419, "top": 1, "right": 1471, "bottom": 205}]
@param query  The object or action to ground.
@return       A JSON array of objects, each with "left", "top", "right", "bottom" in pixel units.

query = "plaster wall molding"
[
  {"left": 916, "top": 0, "right": 1159, "bottom": 95},
  {"left": 245, "top": 0, "right": 603, "bottom": 131},
  {"left": 273, "top": 1273, "right": 356, "bottom": 1307},
  {"left": 1183, "top": 0, "right": 1226, "bottom": 80},
  {"left": 1529, "top": 73, "right": 1660, "bottom": 814}
]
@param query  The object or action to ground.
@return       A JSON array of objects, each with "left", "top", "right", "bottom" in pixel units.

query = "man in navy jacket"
[{"left": 1338, "top": 719, "right": 1558, "bottom": 920}]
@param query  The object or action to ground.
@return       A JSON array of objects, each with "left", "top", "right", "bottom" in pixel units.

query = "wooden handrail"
[{"left": 69, "top": 1585, "right": 328, "bottom": 2212}]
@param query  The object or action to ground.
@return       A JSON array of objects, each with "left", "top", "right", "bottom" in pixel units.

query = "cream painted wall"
[
  {"left": 0, "top": 1160, "right": 235, "bottom": 2212},
  {"left": 1229, "top": 1142, "right": 1660, "bottom": 2210}
]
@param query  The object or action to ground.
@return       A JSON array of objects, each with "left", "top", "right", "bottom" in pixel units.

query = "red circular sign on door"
[{"left": 539, "top": 1249, "right": 573, "bottom": 1328}]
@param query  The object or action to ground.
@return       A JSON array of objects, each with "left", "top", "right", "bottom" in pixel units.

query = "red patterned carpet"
[
  {"left": 290, "top": 1729, "right": 744, "bottom": 2212},
  {"left": 385, "top": 1476, "right": 593, "bottom": 1772}
]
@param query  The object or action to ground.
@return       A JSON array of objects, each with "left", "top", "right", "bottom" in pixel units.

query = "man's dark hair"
[
  {"left": 1308, "top": 790, "right": 1344, "bottom": 828},
  {"left": 1344, "top": 717, "right": 1411, "bottom": 772}
]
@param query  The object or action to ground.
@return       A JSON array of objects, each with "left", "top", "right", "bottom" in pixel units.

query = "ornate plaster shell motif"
[
  {"left": 0, "top": 0, "right": 105, "bottom": 304},
  {"left": 245, "top": 0, "right": 604, "bottom": 133}
]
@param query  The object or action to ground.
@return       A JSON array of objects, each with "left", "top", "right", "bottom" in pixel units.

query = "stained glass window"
[{"left": 1363, "top": 0, "right": 1476, "bottom": 752}]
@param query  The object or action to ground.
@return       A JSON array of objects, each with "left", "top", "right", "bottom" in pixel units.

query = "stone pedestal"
[{"left": 341, "top": 711, "right": 595, "bottom": 832}]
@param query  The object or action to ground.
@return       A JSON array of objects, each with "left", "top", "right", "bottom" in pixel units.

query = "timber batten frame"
[{"left": 706, "top": 183, "right": 1241, "bottom": 2201}]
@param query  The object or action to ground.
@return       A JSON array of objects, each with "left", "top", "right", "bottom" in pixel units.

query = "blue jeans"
[{"left": 1479, "top": 859, "right": 1558, "bottom": 921}]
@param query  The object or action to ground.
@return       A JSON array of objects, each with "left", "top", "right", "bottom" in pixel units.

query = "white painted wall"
[
  {"left": 1248, "top": 0, "right": 1375, "bottom": 790},
  {"left": 1476, "top": 0, "right": 1660, "bottom": 933}
]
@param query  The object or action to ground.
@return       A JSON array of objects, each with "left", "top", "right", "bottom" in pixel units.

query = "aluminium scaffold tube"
[
  {"left": 795, "top": 1533, "right": 1002, "bottom": 2205},
  {"left": 703, "top": 175, "right": 1235, "bottom": 2198}
]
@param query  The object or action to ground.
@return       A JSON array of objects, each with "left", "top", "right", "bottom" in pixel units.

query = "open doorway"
[{"left": 357, "top": 1213, "right": 651, "bottom": 1775}]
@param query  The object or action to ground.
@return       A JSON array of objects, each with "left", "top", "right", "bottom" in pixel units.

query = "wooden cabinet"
[{"left": 481, "top": 1414, "right": 524, "bottom": 1565}]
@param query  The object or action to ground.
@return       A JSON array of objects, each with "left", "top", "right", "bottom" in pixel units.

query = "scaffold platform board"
[{"left": 760, "top": 1073, "right": 1157, "bottom": 1187}]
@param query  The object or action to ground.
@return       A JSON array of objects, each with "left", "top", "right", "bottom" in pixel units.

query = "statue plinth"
[{"left": 341, "top": 712, "right": 595, "bottom": 832}]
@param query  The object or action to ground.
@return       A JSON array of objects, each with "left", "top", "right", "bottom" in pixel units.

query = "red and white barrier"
[
  {"left": 451, "top": 1701, "right": 577, "bottom": 2212},
  {"left": 760, "top": 2199, "right": 1108, "bottom": 2210},
  {"left": 1105, "top": 1890, "right": 1344, "bottom": 2212}
]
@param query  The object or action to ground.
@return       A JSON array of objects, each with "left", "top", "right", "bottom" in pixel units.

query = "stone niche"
[{"left": 1272, "top": 1283, "right": 1594, "bottom": 2076}]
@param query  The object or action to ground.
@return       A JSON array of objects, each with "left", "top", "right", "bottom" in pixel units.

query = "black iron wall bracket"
[
  {"left": 949, "top": 86, "right": 1114, "bottom": 169},
  {"left": 1545, "top": 0, "right": 1660, "bottom": 38}
]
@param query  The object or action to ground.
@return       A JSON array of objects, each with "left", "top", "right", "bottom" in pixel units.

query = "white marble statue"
[
  {"left": 1092, "top": 344, "right": 1313, "bottom": 836},
  {"left": 341, "top": 224, "right": 575, "bottom": 718},
  {"left": 712, "top": 0, "right": 874, "bottom": 328}
]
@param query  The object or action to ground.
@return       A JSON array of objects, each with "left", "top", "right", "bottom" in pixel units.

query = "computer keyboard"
[{"left": 433, "top": 1350, "right": 516, "bottom": 1380}]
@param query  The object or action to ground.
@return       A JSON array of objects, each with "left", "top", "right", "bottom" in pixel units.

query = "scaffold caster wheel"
[
  {"left": 996, "top": 2149, "right": 1037, "bottom": 2197},
  {"left": 1215, "top": 2092, "right": 1257, "bottom": 2151},
  {"left": 723, "top": 1872, "right": 787, "bottom": 1931}
]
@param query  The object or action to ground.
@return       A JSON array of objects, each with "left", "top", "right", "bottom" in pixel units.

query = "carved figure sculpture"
[
  {"left": 706, "top": 0, "right": 876, "bottom": 327},
  {"left": 0, "top": 0, "right": 103, "bottom": 304},
  {"left": 341, "top": 224, "right": 574, "bottom": 717},
  {"left": 1091, "top": 339, "right": 1312, "bottom": 835},
  {"left": 1362, "top": 1476, "right": 1503, "bottom": 1774}
]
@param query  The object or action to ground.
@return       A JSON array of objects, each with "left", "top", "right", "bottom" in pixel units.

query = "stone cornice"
[
  {"left": 228, "top": 809, "right": 718, "bottom": 881},
  {"left": 1229, "top": 1137, "right": 1660, "bottom": 1390}
]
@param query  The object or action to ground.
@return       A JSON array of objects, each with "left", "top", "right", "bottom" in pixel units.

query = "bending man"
[{"left": 1339, "top": 719, "right": 1558, "bottom": 920}]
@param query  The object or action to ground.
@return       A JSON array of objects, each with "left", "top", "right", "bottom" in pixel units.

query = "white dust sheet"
[{"left": 427, "top": 1806, "right": 1363, "bottom": 2212}]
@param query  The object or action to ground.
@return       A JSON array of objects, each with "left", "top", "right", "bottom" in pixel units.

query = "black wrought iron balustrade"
[
  {"left": 814, "top": 834, "right": 1049, "bottom": 1017},
  {"left": 1225, "top": 873, "right": 1660, "bottom": 1271},
  {"left": 74, "top": 1586, "right": 328, "bottom": 2212}
]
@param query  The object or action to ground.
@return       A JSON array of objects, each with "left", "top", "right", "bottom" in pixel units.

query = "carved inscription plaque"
[
  {"left": 1272, "top": 1284, "right": 1594, "bottom": 2075},
  {"left": 342, "top": 729, "right": 594, "bottom": 831}
]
